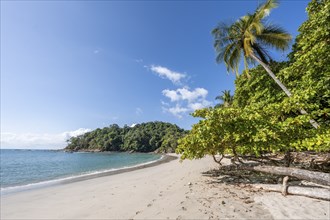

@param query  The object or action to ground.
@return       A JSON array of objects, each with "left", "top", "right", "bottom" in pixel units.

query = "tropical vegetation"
[
  {"left": 65, "top": 121, "right": 187, "bottom": 153},
  {"left": 215, "top": 90, "right": 234, "bottom": 108},
  {"left": 176, "top": 0, "right": 329, "bottom": 163},
  {"left": 212, "top": 0, "right": 319, "bottom": 128}
]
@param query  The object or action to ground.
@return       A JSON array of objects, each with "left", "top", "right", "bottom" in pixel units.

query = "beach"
[{"left": 1, "top": 155, "right": 329, "bottom": 219}]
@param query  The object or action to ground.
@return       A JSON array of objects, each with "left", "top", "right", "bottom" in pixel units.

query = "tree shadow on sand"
[
  {"left": 202, "top": 152, "right": 330, "bottom": 186},
  {"left": 202, "top": 164, "right": 299, "bottom": 185}
]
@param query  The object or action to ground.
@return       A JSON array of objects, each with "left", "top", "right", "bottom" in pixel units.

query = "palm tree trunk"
[{"left": 250, "top": 53, "right": 319, "bottom": 129}]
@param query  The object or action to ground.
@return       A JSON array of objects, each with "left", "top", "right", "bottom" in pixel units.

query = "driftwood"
[
  {"left": 237, "top": 164, "right": 330, "bottom": 186},
  {"left": 282, "top": 176, "right": 289, "bottom": 196},
  {"left": 253, "top": 184, "right": 330, "bottom": 201}
]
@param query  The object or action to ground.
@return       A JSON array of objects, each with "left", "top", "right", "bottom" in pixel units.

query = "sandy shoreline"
[
  {"left": 1, "top": 155, "right": 329, "bottom": 219},
  {"left": 60, "top": 154, "right": 178, "bottom": 185},
  {"left": 1, "top": 154, "right": 176, "bottom": 196}
]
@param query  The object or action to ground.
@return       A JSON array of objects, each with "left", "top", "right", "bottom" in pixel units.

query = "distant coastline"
[{"left": 64, "top": 122, "right": 187, "bottom": 153}]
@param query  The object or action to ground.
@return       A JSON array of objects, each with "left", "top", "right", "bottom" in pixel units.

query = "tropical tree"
[
  {"left": 215, "top": 90, "right": 233, "bottom": 108},
  {"left": 212, "top": 0, "right": 319, "bottom": 129}
]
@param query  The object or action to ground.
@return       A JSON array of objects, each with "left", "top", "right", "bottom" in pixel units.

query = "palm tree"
[
  {"left": 215, "top": 90, "right": 233, "bottom": 108},
  {"left": 212, "top": 0, "right": 319, "bottom": 129}
]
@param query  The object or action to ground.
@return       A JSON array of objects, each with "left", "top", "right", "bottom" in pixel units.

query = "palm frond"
[
  {"left": 242, "top": 14, "right": 264, "bottom": 35},
  {"left": 257, "top": 23, "right": 292, "bottom": 50},
  {"left": 226, "top": 44, "right": 242, "bottom": 75},
  {"left": 212, "top": 22, "right": 234, "bottom": 48},
  {"left": 215, "top": 90, "right": 233, "bottom": 108},
  {"left": 212, "top": 0, "right": 290, "bottom": 77},
  {"left": 255, "top": 0, "right": 278, "bottom": 21},
  {"left": 216, "top": 41, "right": 237, "bottom": 64},
  {"left": 252, "top": 43, "right": 272, "bottom": 64}
]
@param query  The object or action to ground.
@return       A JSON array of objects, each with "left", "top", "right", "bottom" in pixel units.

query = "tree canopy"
[
  {"left": 177, "top": 0, "right": 330, "bottom": 162},
  {"left": 65, "top": 121, "right": 187, "bottom": 153}
]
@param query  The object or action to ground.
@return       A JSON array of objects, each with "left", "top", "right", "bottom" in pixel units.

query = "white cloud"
[
  {"left": 146, "top": 63, "right": 211, "bottom": 118},
  {"left": 162, "top": 87, "right": 208, "bottom": 103},
  {"left": 62, "top": 128, "right": 92, "bottom": 140},
  {"left": 180, "top": 88, "right": 208, "bottom": 102},
  {"left": 161, "top": 100, "right": 170, "bottom": 106},
  {"left": 162, "top": 87, "right": 212, "bottom": 118},
  {"left": 163, "top": 104, "right": 189, "bottom": 119},
  {"left": 188, "top": 100, "right": 212, "bottom": 111},
  {"left": 162, "top": 89, "right": 181, "bottom": 102},
  {"left": 150, "top": 65, "right": 186, "bottom": 85},
  {"left": 1, "top": 128, "right": 91, "bottom": 150}
]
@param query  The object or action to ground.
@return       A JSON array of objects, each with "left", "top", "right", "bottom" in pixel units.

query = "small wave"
[{"left": 1, "top": 155, "right": 164, "bottom": 195}]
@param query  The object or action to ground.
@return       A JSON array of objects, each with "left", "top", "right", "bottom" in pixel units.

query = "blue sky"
[{"left": 1, "top": 0, "right": 309, "bottom": 149}]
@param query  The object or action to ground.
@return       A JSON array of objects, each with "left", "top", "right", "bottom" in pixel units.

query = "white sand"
[{"left": 1, "top": 155, "right": 329, "bottom": 219}]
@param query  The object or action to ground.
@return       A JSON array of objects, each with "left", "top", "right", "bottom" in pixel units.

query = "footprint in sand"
[{"left": 147, "top": 203, "right": 152, "bottom": 207}]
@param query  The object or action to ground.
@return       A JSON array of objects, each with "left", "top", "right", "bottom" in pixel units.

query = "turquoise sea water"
[{"left": 0, "top": 149, "right": 161, "bottom": 192}]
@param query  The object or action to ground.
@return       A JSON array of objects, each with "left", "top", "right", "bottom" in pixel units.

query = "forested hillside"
[{"left": 65, "top": 122, "right": 187, "bottom": 153}]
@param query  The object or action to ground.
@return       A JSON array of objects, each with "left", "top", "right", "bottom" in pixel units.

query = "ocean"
[{"left": 0, "top": 149, "right": 161, "bottom": 193}]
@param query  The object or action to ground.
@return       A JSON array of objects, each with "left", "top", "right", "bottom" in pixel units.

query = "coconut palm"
[
  {"left": 212, "top": 0, "right": 319, "bottom": 129},
  {"left": 215, "top": 90, "right": 233, "bottom": 108}
]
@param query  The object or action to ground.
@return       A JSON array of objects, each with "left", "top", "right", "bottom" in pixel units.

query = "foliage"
[
  {"left": 234, "top": 61, "right": 288, "bottom": 108},
  {"left": 177, "top": 0, "right": 330, "bottom": 161},
  {"left": 215, "top": 90, "right": 234, "bottom": 108},
  {"left": 212, "top": 0, "right": 291, "bottom": 76},
  {"left": 278, "top": 0, "right": 330, "bottom": 127},
  {"left": 65, "top": 122, "right": 187, "bottom": 153}
]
